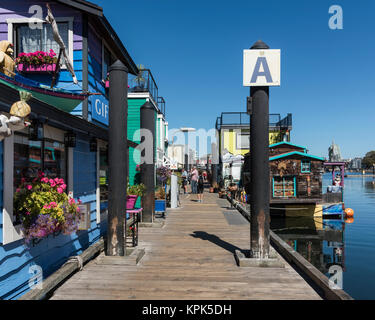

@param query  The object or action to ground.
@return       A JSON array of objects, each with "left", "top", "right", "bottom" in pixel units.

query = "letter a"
[
  {"left": 250, "top": 57, "right": 273, "bottom": 84},
  {"left": 329, "top": 5, "right": 343, "bottom": 30}
]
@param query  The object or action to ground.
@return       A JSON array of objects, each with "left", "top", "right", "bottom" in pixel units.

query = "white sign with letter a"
[{"left": 243, "top": 49, "right": 280, "bottom": 87}]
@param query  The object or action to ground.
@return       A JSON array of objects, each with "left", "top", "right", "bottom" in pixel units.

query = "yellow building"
[{"left": 215, "top": 112, "right": 292, "bottom": 180}]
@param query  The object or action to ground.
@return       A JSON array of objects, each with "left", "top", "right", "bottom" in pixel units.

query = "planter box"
[
  {"left": 126, "top": 195, "right": 138, "bottom": 210},
  {"left": 18, "top": 63, "right": 57, "bottom": 73},
  {"left": 155, "top": 199, "right": 166, "bottom": 212}
]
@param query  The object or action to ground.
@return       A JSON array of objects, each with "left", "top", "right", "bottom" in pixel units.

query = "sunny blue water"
[{"left": 271, "top": 173, "right": 375, "bottom": 300}]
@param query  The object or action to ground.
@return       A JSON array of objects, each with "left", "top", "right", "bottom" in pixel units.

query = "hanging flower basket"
[
  {"left": 14, "top": 172, "right": 83, "bottom": 244},
  {"left": 16, "top": 50, "right": 58, "bottom": 74}
]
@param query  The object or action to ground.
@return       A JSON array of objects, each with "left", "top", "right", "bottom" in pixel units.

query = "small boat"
[{"left": 0, "top": 72, "right": 91, "bottom": 113}]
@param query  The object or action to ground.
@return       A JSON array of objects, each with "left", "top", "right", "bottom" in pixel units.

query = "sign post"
[{"left": 243, "top": 40, "right": 280, "bottom": 259}]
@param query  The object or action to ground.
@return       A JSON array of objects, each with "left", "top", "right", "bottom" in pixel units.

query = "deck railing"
[
  {"left": 129, "top": 68, "right": 158, "bottom": 102},
  {"left": 215, "top": 112, "right": 292, "bottom": 131}
]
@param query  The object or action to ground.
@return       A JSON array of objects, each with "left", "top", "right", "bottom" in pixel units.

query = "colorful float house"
[
  {"left": 243, "top": 142, "right": 344, "bottom": 217},
  {"left": 215, "top": 112, "right": 292, "bottom": 184},
  {"left": 0, "top": 0, "right": 139, "bottom": 299},
  {"left": 127, "top": 68, "right": 168, "bottom": 208}
]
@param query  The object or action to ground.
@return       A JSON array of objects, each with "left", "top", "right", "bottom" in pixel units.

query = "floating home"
[
  {"left": 215, "top": 112, "right": 292, "bottom": 183},
  {"left": 243, "top": 142, "right": 342, "bottom": 217},
  {"left": 0, "top": 0, "right": 139, "bottom": 300}
]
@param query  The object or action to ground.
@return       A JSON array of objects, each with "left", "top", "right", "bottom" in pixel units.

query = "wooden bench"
[{"left": 125, "top": 208, "right": 142, "bottom": 247}]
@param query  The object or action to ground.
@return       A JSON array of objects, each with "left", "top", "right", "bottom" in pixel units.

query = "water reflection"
[{"left": 271, "top": 217, "right": 346, "bottom": 276}]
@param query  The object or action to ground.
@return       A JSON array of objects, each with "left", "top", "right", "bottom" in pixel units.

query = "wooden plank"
[{"left": 49, "top": 192, "right": 322, "bottom": 300}]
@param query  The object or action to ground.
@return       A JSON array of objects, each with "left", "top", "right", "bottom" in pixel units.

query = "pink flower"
[
  {"left": 50, "top": 181, "right": 56, "bottom": 187},
  {"left": 54, "top": 178, "right": 60, "bottom": 183},
  {"left": 69, "top": 198, "right": 76, "bottom": 205},
  {"left": 41, "top": 177, "right": 49, "bottom": 183},
  {"left": 16, "top": 188, "right": 21, "bottom": 193},
  {"left": 76, "top": 207, "right": 80, "bottom": 213},
  {"left": 26, "top": 212, "right": 31, "bottom": 215},
  {"left": 50, "top": 202, "right": 57, "bottom": 207},
  {"left": 59, "top": 179, "right": 65, "bottom": 185},
  {"left": 27, "top": 185, "right": 32, "bottom": 190},
  {"left": 61, "top": 184, "right": 67, "bottom": 190},
  {"left": 57, "top": 187, "right": 63, "bottom": 194}
]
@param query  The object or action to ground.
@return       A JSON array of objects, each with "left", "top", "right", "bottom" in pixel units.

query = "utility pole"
[{"left": 106, "top": 60, "right": 128, "bottom": 256}]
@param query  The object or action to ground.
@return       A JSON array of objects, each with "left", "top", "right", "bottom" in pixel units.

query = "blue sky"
[{"left": 95, "top": 0, "right": 375, "bottom": 159}]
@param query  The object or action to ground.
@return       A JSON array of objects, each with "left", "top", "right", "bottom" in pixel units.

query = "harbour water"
[{"left": 271, "top": 173, "right": 375, "bottom": 300}]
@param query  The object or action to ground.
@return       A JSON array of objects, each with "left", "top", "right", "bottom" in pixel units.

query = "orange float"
[{"left": 344, "top": 208, "right": 354, "bottom": 217}]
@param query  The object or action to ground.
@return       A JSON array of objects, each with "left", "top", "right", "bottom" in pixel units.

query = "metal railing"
[
  {"left": 157, "top": 97, "right": 166, "bottom": 117},
  {"left": 215, "top": 112, "right": 292, "bottom": 131},
  {"left": 129, "top": 68, "right": 158, "bottom": 102}
]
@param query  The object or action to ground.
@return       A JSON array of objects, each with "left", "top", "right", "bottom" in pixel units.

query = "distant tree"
[{"left": 362, "top": 151, "right": 375, "bottom": 169}]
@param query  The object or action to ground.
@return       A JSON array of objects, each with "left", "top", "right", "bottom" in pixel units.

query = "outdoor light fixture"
[
  {"left": 89, "top": 137, "right": 97, "bottom": 152},
  {"left": 64, "top": 131, "right": 76, "bottom": 148},
  {"left": 29, "top": 121, "right": 44, "bottom": 141}
]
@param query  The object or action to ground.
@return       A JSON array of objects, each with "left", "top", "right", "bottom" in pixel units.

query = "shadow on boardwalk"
[{"left": 190, "top": 231, "right": 245, "bottom": 255}]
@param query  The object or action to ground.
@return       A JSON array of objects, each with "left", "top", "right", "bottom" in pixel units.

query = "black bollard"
[
  {"left": 106, "top": 60, "right": 128, "bottom": 256},
  {"left": 140, "top": 101, "right": 155, "bottom": 222},
  {"left": 249, "top": 40, "right": 271, "bottom": 259}
]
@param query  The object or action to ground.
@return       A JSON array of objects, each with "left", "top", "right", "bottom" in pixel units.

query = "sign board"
[
  {"left": 91, "top": 95, "right": 109, "bottom": 125},
  {"left": 78, "top": 203, "right": 91, "bottom": 230},
  {"left": 243, "top": 49, "right": 280, "bottom": 87}
]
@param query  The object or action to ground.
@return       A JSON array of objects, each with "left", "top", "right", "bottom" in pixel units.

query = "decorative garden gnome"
[{"left": 0, "top": 41, "right": 15, "bottom": 77}]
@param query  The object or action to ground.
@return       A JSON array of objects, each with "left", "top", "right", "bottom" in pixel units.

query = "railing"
[
  {"left": 157, "top": 97, "right": 166, "bottom": 117},
  {"left": 215, "top": 112, "right": 292, "bottom": 131},
  {"left": 129, "top": 68, "right": 158, "bottom": 102}
]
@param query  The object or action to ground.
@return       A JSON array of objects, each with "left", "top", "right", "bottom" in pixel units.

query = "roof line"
[
  {"left": 269, "top": 151, "right": 325, "bottom": 161},
  {"left": 269, "top": 141, "right": 307, "bottom": 151},
  {"left": 56, "top": 0, "right": 103, "bottom": 16}
]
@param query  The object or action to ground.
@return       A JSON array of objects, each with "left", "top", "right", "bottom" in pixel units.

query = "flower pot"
[
  {"left": 126, "top": 195, "right": 138, "bottom": 210},
  {"left": 155, "top": 199, "right": 166, "bottom": 212},
  {"left": 18, "top": 63, "right": 57, "bottom": 73}
]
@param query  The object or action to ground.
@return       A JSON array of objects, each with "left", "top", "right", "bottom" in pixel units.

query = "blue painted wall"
[{"left": 0, "top": 135, "right": 102, "bottom": 300}]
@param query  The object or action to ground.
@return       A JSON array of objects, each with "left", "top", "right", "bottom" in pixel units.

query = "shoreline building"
[{"left": 0, "top": 0, "right": 141, "bottom": 299}]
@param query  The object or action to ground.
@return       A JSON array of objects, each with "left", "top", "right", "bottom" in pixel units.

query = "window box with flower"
[
  {"left": 13, "top": 171, "right": 83, "bottom": 244},
  {"left": 16, "top": 49, "right": 58, "bottom": 74}
]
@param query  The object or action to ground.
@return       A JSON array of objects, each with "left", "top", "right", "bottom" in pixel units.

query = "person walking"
[
  {"left": 181, "top": 169, "right": 188, "bottom": 194},
  {"left": 190, "top": 166, "right": 199, "bottom": 196},
  {"left": 197, "top": 170, "right": 205, "bottom": 202}
]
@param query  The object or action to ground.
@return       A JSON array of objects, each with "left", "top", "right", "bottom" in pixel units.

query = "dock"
[{"left": 50, "top": 192, "right": 321, "bottom": 300}]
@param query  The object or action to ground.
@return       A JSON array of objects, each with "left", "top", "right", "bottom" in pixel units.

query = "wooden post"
[
  {"left": 249, "top": 40, "right": 271, "bottom": 259},
  {"left": 106, "top": 60, "right": 128, "bottom": 256}
]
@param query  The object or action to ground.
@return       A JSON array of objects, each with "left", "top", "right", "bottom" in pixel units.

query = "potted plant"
[
  {"left": 132, "top": 64, "right": 146, "bottom": 92},
  {"left": 16, "top": 49, "right": 58, "bottom": 73},
  {"left": 127, "top": 182, "right": 146, "bottom": 210},
  {"left": 155, "top": 166, "right": 171, "bottom": 214},
  {"left": 13, "top": 172, "right": 82, "bottom": 244}
]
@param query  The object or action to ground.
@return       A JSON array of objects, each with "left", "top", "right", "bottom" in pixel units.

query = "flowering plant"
[
  {"left": 156, "top": 166, "right": 171, "bottom": 183},
  {"left": 14, "top": 172, "right": 82, "bottom": 244},
  {"left": 15, "top": 49, "right": 58, "bottom": 66}
]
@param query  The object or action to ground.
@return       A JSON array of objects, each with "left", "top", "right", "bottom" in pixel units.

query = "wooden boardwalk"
[{"left": 50, "top": 192, "right": 321, "bottom": 300}]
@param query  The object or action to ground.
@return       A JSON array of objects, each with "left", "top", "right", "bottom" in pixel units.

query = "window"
[
  {"left": 99, "top": 147, "right": 108, "bottom": 208},
  {"left": 236, "top": 132, "right": 250, "bottom": 149},
  {"left": 273, "top": 176, "right": 296, "bottom": 198},
  {"left": 15, "top": 22, "right": 68, "bottom": 57},
  {"left": 13, "top": 133, "right": 67, "bottom": 224},
  {"left": 301, "top": 160, "right": 311, "bottom": 173},
  {"left": 102, "top": 45, "right": 112, "bottom": 80}
]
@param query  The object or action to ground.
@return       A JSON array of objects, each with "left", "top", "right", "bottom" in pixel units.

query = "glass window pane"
[
  {"left": 17, "top": 25, "right": 42, "bottom": 54},
  {"left": 100, "top": 147, "right": 108, "bottom": 211},
  {"left": 44, "top": 141, "right": 66, "bottom": 180}
]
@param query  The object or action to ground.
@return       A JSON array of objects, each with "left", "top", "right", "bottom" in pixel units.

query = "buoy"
[
  {"left": 345, "top": 217, "right": 354, "bottom": 224},
  {"left": 345, "top": 208, "right": 354, "bottom": 217}
]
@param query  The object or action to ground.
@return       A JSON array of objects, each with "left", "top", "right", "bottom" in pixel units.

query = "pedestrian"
[
  {"left": 197, "top": 170, "right": 204, "bottom": 202},
  {"left": 190, "top": 166, "right": 198, "bottom": 196},
  {"left": 181, "top": 169, "right": 188, "bottom": 194}
]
